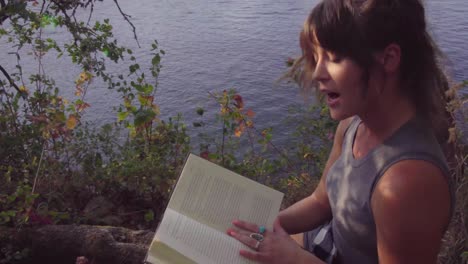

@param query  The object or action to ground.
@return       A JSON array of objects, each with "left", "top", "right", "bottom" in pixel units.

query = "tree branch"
[
  {"left": 113, "top": 0, "right": 140, "bottom": 48},
  {"left": 86, "top": 0, "right": 94, "bottom": 26},
  {"left": 0, "top": 64, "right": 22, "bottom": 94},
  {"left": 0, "top": 0, "right": 9, "bottom": 25}
]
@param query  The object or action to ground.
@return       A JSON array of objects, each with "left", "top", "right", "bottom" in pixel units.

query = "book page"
[
  {"left": 167, "top": 154, "right": 284, "bottom": 232},
  {"left": 148, "top": 208, "right": 254, "bottom": 264},
  {"left": 146, "top": 153, "right": 284, "bottom": 263}
]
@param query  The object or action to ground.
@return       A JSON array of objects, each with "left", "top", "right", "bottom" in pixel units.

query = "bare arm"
[
  {"left": 372, "top": 160, "right": 451, "bottom": 264},
  {"left": 278, "top": 117, "right": 353, "bottom": 234}
]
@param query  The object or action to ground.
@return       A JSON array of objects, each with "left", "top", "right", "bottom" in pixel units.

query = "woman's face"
[{"left": 312, "top": 44, "right": 371, "bottom": 120}]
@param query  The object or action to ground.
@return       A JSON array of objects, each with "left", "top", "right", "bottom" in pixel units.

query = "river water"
[{"left": 1, "top": 0, "right": 467, "bottom": 147}]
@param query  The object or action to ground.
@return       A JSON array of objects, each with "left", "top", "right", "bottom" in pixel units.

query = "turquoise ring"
[{"left": 259, "top": 226, "right": 266, "bottom": 234}]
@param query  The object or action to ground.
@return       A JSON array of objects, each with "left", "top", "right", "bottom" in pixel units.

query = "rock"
[{"left": 83, "top": 196, "right": 122, "bottom": 225}]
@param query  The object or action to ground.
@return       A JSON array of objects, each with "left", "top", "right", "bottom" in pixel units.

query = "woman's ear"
[{"left": 381, "top": 43, "right": 401, "bottom": 73}]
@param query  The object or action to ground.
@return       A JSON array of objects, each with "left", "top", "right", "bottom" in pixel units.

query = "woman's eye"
[{"left": 329, "top": 54, "right": 343, "bottom": 63}]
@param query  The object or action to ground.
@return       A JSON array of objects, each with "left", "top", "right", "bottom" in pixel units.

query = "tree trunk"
[{"left": 1, "top": 225, "right": 155, "bottom": 264}]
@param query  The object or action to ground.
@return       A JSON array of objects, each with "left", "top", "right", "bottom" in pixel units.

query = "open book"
[{"left": 146, "top": 153, "right": 284, "bottom": 264}]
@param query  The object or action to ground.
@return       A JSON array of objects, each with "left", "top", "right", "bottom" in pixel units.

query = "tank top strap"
[{"left": 341, "top": 116, "right": 361, "bottom": 152}]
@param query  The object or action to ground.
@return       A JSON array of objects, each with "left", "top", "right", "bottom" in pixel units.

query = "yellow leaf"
[
  {"left": 19, "top": 85, "right": 29, "bottom": 94},
  {"left": 234, "top": 123, "right": 245, "bottom": 137},
  {"left": 66, "top": 115, "right": 78, "bottom": 130},
  {"left": 124, "top": 98, "right": 132, "bottom": 108},
  {"left": 79, "top": 72, "right": 88, "bottom": 81},
  {"left": 129, "top": 127, "right": 137, "bottom": 138},
  {"left": 234, "top": 127, "right": 242, "bottom": 137},
  {"left": 152, "top": 104, "right": 160, "bottom": 115},
  {"left": 75, "top": 86, "right": 83, "bottom": 96},
  {"left": 76, "top": 102, "right": 90, "bottom": 112},
  {"left": 42, "top": 130, "right": 51, "bottom": 139},
  {"left": 221, "top": 106, "right": 229, "bottom": 115}
]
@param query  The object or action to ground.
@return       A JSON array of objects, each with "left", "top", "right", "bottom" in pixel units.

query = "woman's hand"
[{"left": 227, "top": 218, "right": 318, "bottom": 263}]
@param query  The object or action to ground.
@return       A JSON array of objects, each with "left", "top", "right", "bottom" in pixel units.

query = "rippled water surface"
[{"left": 1, "top": 0, "right": 467, "bottom": 145}]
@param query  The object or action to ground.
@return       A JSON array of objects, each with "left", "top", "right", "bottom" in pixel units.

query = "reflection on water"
[{"left": 0, "top": 0, "right": 466, "bottom": 146}]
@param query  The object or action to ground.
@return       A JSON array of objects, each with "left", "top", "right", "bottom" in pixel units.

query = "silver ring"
[
  {"left": 249, "top": 232, "right": 264, "bottom": 242},
  {"left": 254, "top": 240, "right": 261, "bottom": 250}
]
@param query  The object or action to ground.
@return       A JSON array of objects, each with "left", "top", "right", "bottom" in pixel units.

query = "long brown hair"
[{"left": 296, "top": 0, "right": 451, "bottom": 142}]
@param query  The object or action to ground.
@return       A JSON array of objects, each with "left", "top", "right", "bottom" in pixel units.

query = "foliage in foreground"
[{"left": 0, "top": 1, "right": 337, "bottom": 262}]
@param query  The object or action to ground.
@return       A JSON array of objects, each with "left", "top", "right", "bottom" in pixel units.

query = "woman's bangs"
[{"left": 311, "top": 0, "right": 357, "bottom": 57}]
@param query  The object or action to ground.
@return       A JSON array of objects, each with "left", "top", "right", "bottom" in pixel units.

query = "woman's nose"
[{"left": 312, "top": 58, "right": 329, "bottom": 83}]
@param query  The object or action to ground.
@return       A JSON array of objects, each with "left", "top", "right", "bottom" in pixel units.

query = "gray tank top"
[{"left": 326, "top": 116, "right": 451, "bottom": 263}]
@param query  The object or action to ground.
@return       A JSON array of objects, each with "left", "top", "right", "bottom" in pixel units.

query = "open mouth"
[
  {"left": 326, "top": 92, "right": 340, "bottom": 107},
  {"left": 328, "top": 92, "right": 340, "bottom": 99}
]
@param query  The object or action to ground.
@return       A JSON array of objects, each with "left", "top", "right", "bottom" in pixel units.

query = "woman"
[{"left": 227, "top": 0, "right": 454, "bottom": 263}]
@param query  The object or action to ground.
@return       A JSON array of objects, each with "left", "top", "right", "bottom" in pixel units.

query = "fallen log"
[{"left": 1, "top": 225, "right": 155, "bottom": 264}]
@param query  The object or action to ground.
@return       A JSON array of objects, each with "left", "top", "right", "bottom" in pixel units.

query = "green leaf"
[
  {"left": 7, "top": 194, "right": 17, "bottom": 203},
  {"left": 208, "top": 153, "right": 219, "bottom": 160},
  {"left": 193, "top": 122, "right": 203, "bottom": 127},
  {"left": 129, "top": 64, "right": 139, "bottom": 73},
  {"left": 117, "top": 111, "right": 129, "bottom": 122},
  {"left": 55, "top": 112, "right": 66, "bottom": 123},
  {"left": 134, "top": 109, "right": 156, "bottom": 127},
  {"left": 132, "top": 82, "right": 153, "bottom": 94},
  {"left": 142, "top": 84, "right": 154, "bottom": 94},
  {"left": 196, "top": 107, "right": 204, "bottom": 116},
  {"left": 138, "top": 94, "right": 154, "bottom": 106},
  {"left": 51, "top": 17, "right": 59, "bottom": 27},
  {"left": 144, "top": 210, "right": 154, "bottom": 222},
  {"left": 152, "top": 54, "right": 161, "bottom": 66}
]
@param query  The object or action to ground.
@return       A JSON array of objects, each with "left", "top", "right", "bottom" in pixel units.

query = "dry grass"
[
  {"left": 438, "top": 91, "right": 468, "bottom": 264},
  {"left": 438, "top": 150, "right": 467, "bottom": 264}
]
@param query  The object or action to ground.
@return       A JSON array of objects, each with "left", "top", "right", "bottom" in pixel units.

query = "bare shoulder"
[
  {"left": 371, "top": 160, "right": 451, "bottom": 263},
  {"left": 373, "top": 160, "right": 450, "bottom": 211}
]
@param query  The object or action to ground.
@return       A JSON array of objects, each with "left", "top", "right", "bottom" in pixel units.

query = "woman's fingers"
[
  {"left": 239, "top": 249, "right": 268, "bottom": 262},
  {"left": 228, "top": 230, "right": 261, "bottom": 250},
  {"left": 232, "top": 219, "right": 261, "bottom": 233}
]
